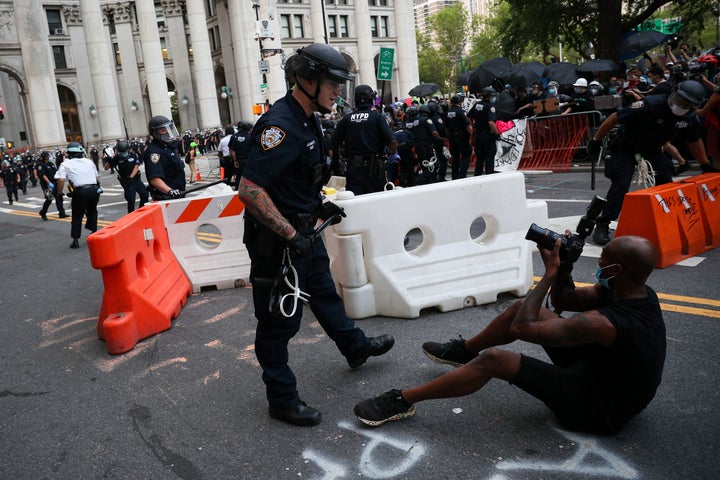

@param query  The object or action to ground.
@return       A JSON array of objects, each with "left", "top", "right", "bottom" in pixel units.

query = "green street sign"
[{"left": 377, "top": 47, "right": 394, "bottom": 81}]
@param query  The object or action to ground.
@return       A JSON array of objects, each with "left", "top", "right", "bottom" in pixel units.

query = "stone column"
[
  {"left": 135, "top": 0, "right": 172, "bottom": 117},
  {"left": 185, "top": 0, "right": 221, "bottom": 129},
  {"left": 309, "top": 0, "right": 325, "bottom": 44},
  {"left": 79, "top": 0, "right": 124, "bottom": 143},
  {"left": 354, "top": 0, "right": 376, "bottom": 89},
  {"left": 394, "top": 0, "right": 419, "bottom": 102},
  {"left": 227, "top": 0, "right": 256, "bottom": 121},
  {"left": 162, "top": 0, "right": 197, "bottom": 132},
  {"left": 13, "top": 0, "right": 66, "bottom": 148},
  {"left": 109, "top": 3, "right": 145, "bottom": 138}
]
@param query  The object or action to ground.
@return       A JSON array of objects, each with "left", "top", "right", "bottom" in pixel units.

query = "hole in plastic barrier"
[{"left": 196, "top": 223, "right": 222, "bottom": 250}]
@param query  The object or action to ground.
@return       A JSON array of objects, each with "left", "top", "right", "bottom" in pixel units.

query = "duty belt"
[{"left": 347, "top": 153, "right": 385, "bottom": 177}]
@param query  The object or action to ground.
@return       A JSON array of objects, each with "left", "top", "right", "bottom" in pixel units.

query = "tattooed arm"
[{"left": 237, "top": 176, "right": 296, "bottom": 240}]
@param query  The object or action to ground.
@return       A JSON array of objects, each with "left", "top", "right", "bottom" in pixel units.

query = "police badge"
[
  {"left": 261, "top": 126, "right": 285, "bottom": 150},
  {"left": 150, "top": 153, "right": 160, "bottom": 164}
]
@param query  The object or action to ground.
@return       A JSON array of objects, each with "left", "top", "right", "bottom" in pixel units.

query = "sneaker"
[
  {"left": 354, "top": 389, "right": 415, "bottom": 427},
  {"left": 347, "top": 334, "right": 394, "bottom": 369},
  {"left": 422, "top": 337, "right": 474, "bottom": 367},
  {"left": 674, "top": 163, "right": 690, "bottom": 175}
]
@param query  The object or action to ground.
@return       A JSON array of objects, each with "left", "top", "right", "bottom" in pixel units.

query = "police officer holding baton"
[
  {"left": 237, "top": 43, "right": 395, "bottom": 427},
  {"left": 107, "top": 140, "right": 149, "bottom": 213}
]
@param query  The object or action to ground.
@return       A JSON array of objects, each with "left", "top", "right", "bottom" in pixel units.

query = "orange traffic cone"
[
  {"left": 196, "top": 170, "right": 202, "bottom": 182},
  {"left": 219, "top": 167, "right": 225, "bottom": 180}
]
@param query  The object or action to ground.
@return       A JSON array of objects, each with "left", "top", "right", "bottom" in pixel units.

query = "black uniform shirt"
[
  {"left": 242, "top": 91, "right": 325, "bottom": 217},
  {"left": 467, "top": 100, "right": 496, "bottom": 132},
  {"left": 616, "top": 94, "right": 701, "bottom": 153},
  {"left": 113, "top": 153, "right": 142, "bottom": 178},
  {"left": 36, "top": 162, "right": 57, "bottom": 187},
  {"left": 229, "top": 131, "right": 252, "bottom": 159},
  {"left": 142, "top": 141, "right": 186, "bottom": 191},
  {"left": 332, "top": 106, "right": 394, "bottom": 156},
  {"left": 1, "top": 166, "right": 18, "bottom": 185},
  {"left": 410, "top": 114, "right": 437, "bottom": 147},
  {"left": 445, "top": 105, "right": 471, "bottom": 137}
]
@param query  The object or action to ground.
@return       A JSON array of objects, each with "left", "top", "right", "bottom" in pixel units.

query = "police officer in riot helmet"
[
  {"left": 142, "top": 115, "right": 185, "bottom": 200},
  {"left": 588, "top": 80, "right": 719, "bottom": 246},
  {"left": 445, "top": 94, "right": 474, "bottom": 179},
  {"left": 112, "top": 140, "right": 149, "bottom": 213},
  {"left": 468, "top": 86, "right": 500, "bottom": 176},
  {"left": 426, "top": 100, "right": 448, "bottom": 181},
  {"left": 332, "top": 84, "right": 398, "bottom": 194},
  {"left": 237, "top": 43, "right": 394, "bottom": 427}
]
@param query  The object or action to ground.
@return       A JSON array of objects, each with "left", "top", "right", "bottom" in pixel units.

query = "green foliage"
[{"left": 416, "top": 31, "right": 451, "bottom": 92}]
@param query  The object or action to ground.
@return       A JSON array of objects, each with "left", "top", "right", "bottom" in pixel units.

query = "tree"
[
  {"left": 494, "top": 0, "right": 716, "bottom": 62},
  {"left": 417, "top": 3, "right": 472, "bottom": 92}
]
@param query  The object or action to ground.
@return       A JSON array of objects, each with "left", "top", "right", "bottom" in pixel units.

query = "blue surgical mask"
[
  {"left": 548, "top": 88, "right": 557, "bottom": 95},
  {"left": 490, "top": 96, "right": 497, "bottom": 104},
  {"left": 595, "top": 263, "right": 618, "bottom": 289}
]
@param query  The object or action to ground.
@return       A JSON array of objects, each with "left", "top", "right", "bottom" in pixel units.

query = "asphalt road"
[{"left": 1, "top": 161, "right": 718, "bottom": 480}]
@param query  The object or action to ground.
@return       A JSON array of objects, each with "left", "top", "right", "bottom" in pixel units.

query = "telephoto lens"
[{"left": 525, "top": 224, "right": 566, "bottom": 251}]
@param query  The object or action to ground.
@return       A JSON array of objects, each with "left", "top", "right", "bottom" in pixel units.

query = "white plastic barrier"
[
  {"left": 323, "top": 172, "right": 548, "bottom": 319},
  {"left": 159, "top": 184, "right": 251, "bottom": 293}
]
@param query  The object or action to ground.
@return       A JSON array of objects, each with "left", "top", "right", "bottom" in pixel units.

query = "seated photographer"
[{"left": 354, "top": 235, "right": 666, "bottom": 435}]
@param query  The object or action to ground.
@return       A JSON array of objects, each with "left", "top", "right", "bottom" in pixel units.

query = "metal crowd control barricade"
[{"left": 519, "top": 111, "right": 603, "bottom": 172}]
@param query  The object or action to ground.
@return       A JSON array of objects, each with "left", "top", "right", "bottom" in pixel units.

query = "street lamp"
[
  {"left": 220, "top": 86, "right": 233, "bottom": 99},
  {"left": 89, "top": 104, "right": 97, "bottom": 115},
  {"left": 181, "top": 95, "right": 189, "bottom": 106},
  {"left": 130, "top": 100, "right": 138, "bottom": 111}
]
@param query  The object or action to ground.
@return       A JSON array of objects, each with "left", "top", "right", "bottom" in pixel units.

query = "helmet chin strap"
[{"left": 296, "top": 78, "right": 331, "bottom": 115}]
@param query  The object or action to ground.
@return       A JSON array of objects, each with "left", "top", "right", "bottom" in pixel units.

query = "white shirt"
[
  {"left": 55, "top": 157, "right": 99, "bottom": 186},
  {"left": 218, "top": 134, "right": 232, "bottom": 157}
]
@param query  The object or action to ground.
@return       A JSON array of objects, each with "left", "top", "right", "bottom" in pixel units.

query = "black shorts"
[{"left": 512, "top": 348, "right": 613, "bottom": 434}]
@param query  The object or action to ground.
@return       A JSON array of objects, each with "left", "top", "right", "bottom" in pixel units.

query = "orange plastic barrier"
[
  {"left": 87, "top": 203, "right": 192, "bottom": 354},
  {"left": 519, "top": 112, "right": 597, "bottom": 172},
  {"left": 615, "top": 180, "right": 709, "bottom": 268},
  {"left": 678, "top": 172, "right": 720, "bottom": 249}
]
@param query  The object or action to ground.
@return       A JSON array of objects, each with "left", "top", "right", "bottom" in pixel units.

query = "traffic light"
[
  {"left": 0, "top": 106, "right": 4, "bottom": 120},
  {"left": 6, "top": 141, "right": 13, "bottom": 149}
]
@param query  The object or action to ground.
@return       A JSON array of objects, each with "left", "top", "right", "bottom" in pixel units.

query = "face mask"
[
  {"left": 595, "top": 264, "right": 618, "bottom": 289},
  {"left": 608, "top": 87, "right": 617, "bottom": 94},
  {"left": 490, "top": 96, "right": 497, "bottom": 104},
  {"left": 548, "top": 88, "right": 557, "bottom": 96},
  {"left": 574, "top": 87, "right": 581, "bottom": 94},
  {"left": 669, "top": 103, "right": 690, "bottom": 116},
  {"left": 664, "top": 73, "right": 670, "bottom": 80}
]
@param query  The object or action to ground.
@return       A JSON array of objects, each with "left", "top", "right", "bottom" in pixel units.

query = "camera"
[{"left": 525, "top": 195, "right": 607, "bottom": 265}]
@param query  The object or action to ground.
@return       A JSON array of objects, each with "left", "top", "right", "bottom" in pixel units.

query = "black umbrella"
[
  {"left": 512, "top": 61, "right": 545, "bottom": 77},
  {"left": 577, "top": 58, "right": 622, "bottom": 73},
  {"left": 408, "top": 83, "right": 440, "bottom": 97},
  {"left": 482, "top": 57, "right": 512, "bottom": 80},
  {"left": 456, "top": 70, "right": 472, "bottom": 87},
  {"left": 619, "top": 30, "right": 671, "bottom": 61},
  {"left": 467, "top": 66, "right": 498, "bottom": 94},
  {"left": 494, "top": 91, "right": 516, "bottom": 121},
  {"left": 507, "top": 66, "right": 541, "bottom": 90},
  {"left": 542, "top": 62, "right": 579, "bottom": 85}
]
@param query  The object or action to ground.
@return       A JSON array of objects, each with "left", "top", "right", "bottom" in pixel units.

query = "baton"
[
  {"left": 183, "top": 179, "right": 230, "bottom": 196},
  {"left": 311, "top": 213, "right": 342, "bottom": 240}
]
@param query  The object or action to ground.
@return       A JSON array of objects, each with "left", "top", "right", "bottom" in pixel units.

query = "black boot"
[
  {"left": 70, "top": 239, "right": 79, "bottom": 249},
  {"left": 592, "top": 222, "right": 611, "bottom": 246}
]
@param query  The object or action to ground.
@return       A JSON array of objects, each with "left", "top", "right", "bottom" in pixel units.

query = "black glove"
[
  {"left": 320, "top": 201, "right": 346, "bottom": 225},
  {"left": 167, "top": 189, "right": 184, "bottom": 199},
  {"left": 587, "top": 139, "right": 602, "bottom": 157},
  {"left": 288, "top": 232, "right": 313, "bottom": 257}
]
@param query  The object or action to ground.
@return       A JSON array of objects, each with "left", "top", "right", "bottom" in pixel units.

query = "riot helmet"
[
  {"left": 116, "top": 140, "right": 130, "bottom": 159},
  {"left": 354, "top": 84, "right": 376, "bottom": 107},
  {"left": 287, "top": 43, "right": 352, "bottom": 114},
  {"left": 668, "top": 80, "right": 705, "bottom": 116},
  {"left": 66, "top": 141, "right": 85, "bottom": 158},
  {"left": 451, "top": 94, "right": 463, "bottom": 105},
  {"left": 148, "top": 115, "right": 179, "bottom": 145}
]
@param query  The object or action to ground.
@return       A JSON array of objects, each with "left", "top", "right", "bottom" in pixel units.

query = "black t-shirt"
[{"left": 594, "top": 286, "right": 666, "bottom": 432}]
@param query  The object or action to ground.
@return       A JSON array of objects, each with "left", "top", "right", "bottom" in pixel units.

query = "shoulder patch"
[
  {"left": 629, "top": 100, "right": 645, "bottom": 109},
  {"left": 490, "top": 106, "right": 496, "bottom": 113},
  {"left": 150, "top": 153, "right": 160, "bottom": 164},
  {"left": 261, "top": 126, "right": 286, "bottom": 150}
]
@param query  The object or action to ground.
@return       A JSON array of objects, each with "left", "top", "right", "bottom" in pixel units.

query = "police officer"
[
  {"left": 54, "top": 142, "right": 100, "bottom": 249},
  {"left": 108, "top": 140, "right": 149, "bottom": 213},
  {"left": 427, "top": 100, "right": 448, "bottom": 181},
  {"left": 588, "top": 80, "right": 718, "bottom": 245},
  {"left": 468, "top": 86, "right": 500, "bottom": 175},
  {"left": 392, "top": 121, "right": 416, "bottom": 187},
  {"left": 445, "top": 94, "right": 473, "bottom": 179},
  {"left": 37, "top": 151, "right": 67, "bottom": 220},
  {"left": 14, "top": 157, "right": 28, "bottom": 195},
  {"left": 142, "top": 115, "right": 185, "bottom": 200},
  {"left": 237, "top": 43, "right": 394, "bottom": 427},
  {"left": 1, "top": 158, "right": 20, "bottom": 204},
  {"left": 229, "top": 121, "right": 253, "bottom": 190},
  {"left": 410, "top": 104, "right": 440, "bottom": 184},
  {"left": 332, "top": 85, "right": 398, "bottom": 194}
]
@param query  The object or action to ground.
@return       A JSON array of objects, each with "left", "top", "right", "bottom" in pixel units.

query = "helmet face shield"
[
  {"left": 668, "top": 91, "right": 697, "bottom": 116},
  {"left": 154, "top": 120, "right": 179, "bottom": 144}
]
